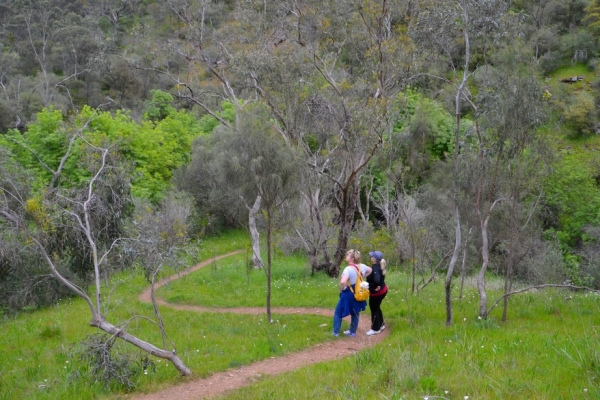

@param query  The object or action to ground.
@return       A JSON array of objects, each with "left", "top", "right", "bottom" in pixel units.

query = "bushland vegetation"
[{"left": 2, "top": 0, "right": 600, "bottom": 395}]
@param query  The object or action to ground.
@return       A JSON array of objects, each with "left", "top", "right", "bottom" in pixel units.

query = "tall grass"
[{"left": 1, "top": 229, "right": 600, "bottom": 399}]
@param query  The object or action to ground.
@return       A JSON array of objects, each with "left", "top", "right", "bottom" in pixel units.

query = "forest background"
[{"left": 2, "top": 0, "right": 600, "bottom": 397}]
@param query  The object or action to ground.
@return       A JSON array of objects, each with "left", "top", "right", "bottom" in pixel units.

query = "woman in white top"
[{"left": 332, "top": 249, "right": 372, "bottom": 337}]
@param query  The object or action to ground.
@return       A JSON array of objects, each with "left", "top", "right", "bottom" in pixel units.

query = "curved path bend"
[{"left": 131, "top": 250, "right": 389, "bottom": 400}]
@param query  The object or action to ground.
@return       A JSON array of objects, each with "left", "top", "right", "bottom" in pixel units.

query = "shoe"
[
  {"left": 380, "top": 324, "right": 386, "bottom": 331},
  {"left": 343, "top": 330, "right": 356, "bottom": 337},
  {"left": 366, "top": 329, "right": 380, "bottom": 336},
  {"left": 332, "top": 332, "right": 339, "bottom": 337}
]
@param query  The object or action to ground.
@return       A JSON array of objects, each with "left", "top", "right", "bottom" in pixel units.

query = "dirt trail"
[{"left": 130, "top": 250, "right": 389, "bottom": 400}]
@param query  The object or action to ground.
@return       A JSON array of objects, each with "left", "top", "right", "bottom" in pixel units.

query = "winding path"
[{"left": 130, "top": 250, "right": 389, "bottom": 399}]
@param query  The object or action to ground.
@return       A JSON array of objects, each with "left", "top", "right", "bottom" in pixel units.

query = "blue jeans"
[{"left": 333, "top": 301, "right": 359, "bottom": 334}]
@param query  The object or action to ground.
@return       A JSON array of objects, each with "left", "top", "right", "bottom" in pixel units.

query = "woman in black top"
[{"left": 366, "top": 250, "right": 388, "bottom": 335}]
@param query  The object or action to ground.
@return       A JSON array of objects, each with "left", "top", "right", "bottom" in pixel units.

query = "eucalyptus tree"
[
  {"left": 473, "top": 45, "right": 549, "bottom": 320},
  {"left": 409, "top": 0, "right": 513, "bottom": 324},
  {"left": 192, "top": 110, "right": 301, "bottom": 321}
]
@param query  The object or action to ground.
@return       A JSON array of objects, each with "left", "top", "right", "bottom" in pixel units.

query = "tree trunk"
[
  {"left": 445, "top": 0, "right": 470, "bottom": 326},
  {"left": 503, "top": 197, "right": 517, "bottom": 322},
  {"left": 445, "top": 205, "right": 461, "bottom": 326},
  {"left": 331, "top": 178, "right": 360, "bottom": 277},
  {"left": 248, "top": 195, "right": 264, "bottom": 269},
  {"left": 92, "top": 317, "right": 192, "bottom": 376},
  {"left": 477, "top": 214, "right": 491, "bottom": 318},
  {"left": 266, "top": 209, "right": 272, "bottom": 322}
]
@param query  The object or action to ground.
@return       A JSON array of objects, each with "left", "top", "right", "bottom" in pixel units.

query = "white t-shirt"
[{"left": 342, "top": 263, "right": 369, "bottom": 285}]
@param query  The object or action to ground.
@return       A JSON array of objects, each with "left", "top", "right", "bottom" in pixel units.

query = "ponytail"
[{"left": 380, "top": 259, "right": 387, "bottom": 275}]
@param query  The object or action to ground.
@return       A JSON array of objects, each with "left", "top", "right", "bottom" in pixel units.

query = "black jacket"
[{"left": 366, "top": 262, "right": 386, "bottom": 294}]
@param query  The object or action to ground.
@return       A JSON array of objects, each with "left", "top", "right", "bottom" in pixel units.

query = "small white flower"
[
  {"left": 584, "top": 388, "right": 588, "bottom": 392},
  {"left": 445, "top": 391, "right": 449, "bottom": 394},
  {"left": 464, "top": 396, "right": 469, "bottom": 400}
]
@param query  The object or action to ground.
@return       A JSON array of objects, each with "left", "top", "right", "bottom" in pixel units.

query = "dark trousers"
[{"left": 369, "top": 292, "right": 387, "bottom": 331}]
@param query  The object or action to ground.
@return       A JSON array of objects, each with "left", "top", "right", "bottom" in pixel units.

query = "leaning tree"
[{"left": 0, "top": 113, "right": 192, "bottom": 376}]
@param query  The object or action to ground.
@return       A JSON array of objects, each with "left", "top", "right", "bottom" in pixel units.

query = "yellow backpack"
[{"left": 349, "top": 264, "right": 370, "bottom": 301}]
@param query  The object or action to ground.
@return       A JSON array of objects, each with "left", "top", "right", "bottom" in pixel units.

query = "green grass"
[
  {"left": 214, "top": 286, "right": 600, "bottom": 400},
  {"left": 159, "top": 251, "right": 337, "bottom": 308},
  {"left": 2, "top": 229, "right": 600, "bottom": 399},
  {"left": 547, "top": 62, "right": 592, "bottom": 90}
]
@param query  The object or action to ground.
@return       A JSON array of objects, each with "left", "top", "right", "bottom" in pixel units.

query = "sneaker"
[
  {"left": 332, "top": 332, "right": 339, "bottom": 337},
  {"left": 366, "top": 329, "right": 380, "bottom": 336},
  {"left": 343, "top": 330, "right": 356, "bottom": 337},
  {"left": 380, "top": 324, "right": 386, "bottom": 331}
]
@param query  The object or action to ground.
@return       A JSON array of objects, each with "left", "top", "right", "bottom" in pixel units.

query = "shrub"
[
  {"left": 564, "top": 91, "right": 597, "bottom": 137},
  {"left": 539, "top": 51, "right": 566, "bottom": 75}
]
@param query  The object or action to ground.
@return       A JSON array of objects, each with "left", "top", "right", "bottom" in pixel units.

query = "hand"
[{"left": 376, "top": 286, "right": 381, "bottom": 291}]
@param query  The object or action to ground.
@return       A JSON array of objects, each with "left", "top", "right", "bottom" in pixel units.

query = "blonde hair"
[
  {"left": 380, "top": 258, "right": 387, "bottom": 275},
  {"left": 346, "top": 249, "right": 361, "bottom": 263}
]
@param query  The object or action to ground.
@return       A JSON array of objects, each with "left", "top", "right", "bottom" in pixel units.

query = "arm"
[
  {"left": 339, "top": 272, "right": 349, "bottom": 291},
  {"left": 373, "top": 265, "right": 382, "bottom": 291}
]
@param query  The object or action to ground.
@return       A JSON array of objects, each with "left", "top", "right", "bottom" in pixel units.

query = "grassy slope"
[
  {"left": 0, "top": 230, "right": 334, "bottom": 400},
  {"left": 2, "top": 236, "right": 600, "bottom": 400},
  {"left": 154, "top": 230, "right": 600, "bottom": 399},
  {"left": 211, "top": 276, "right": 600, "bottom": 400}
]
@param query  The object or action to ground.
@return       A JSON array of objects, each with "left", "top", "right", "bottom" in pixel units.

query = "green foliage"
[
  {"left": 585, "top": 0, "right": 600, "bottom": 36},
  {"left": 543, "top": 151, "right": 600, "bottom": 246},
  {"left": 0, "top": 108, "right": 88, "bottom": 189},
  {"left": 144, "top": 90, "right": 176, "bottom": 122},
  {"left": 560, "top": 29, "right": 599, "bottom": 64},
  {"left": 131, "top": 110, "right": 204, "bottom": 201},
  {"left": 394, "top": 88, "right": 458, "bottom": 160},
  {"left": 197, "top": 101, "right": 236, "bottom": 134},
  {"left": 0, "top": 105, "right": 205, "bottom": 202},
  {"left": 393, "top": 87, "right": 421, "bottom": 134},
  {"left": 564, "top": 91, "right": 597, "bottom": 136}
]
